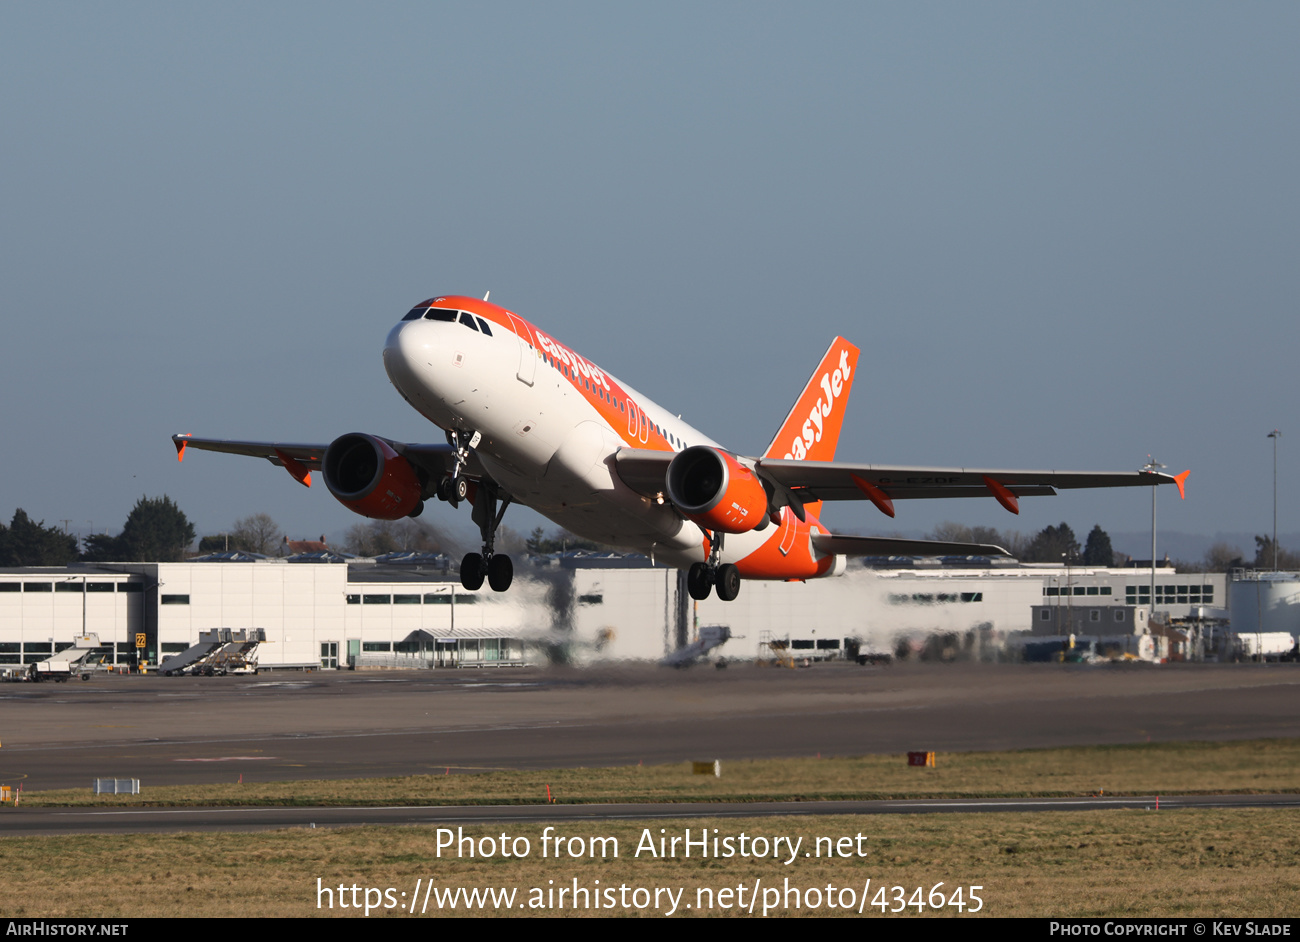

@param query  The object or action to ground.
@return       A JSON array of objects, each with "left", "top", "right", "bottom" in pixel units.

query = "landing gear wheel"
[
  {"left": 687, "top": 562, "right": 714, "bottom": 600},
  {"left": 460, "top": 552, "right": 485, "bottom": 591},
  {"left": 715, "top": 563, "right": 741, "bottom": 602},
  {"left": 487, "top": 554, "right": 514, "bottom": 592},
  {"left": 437, "top": 477, "right": 469, "bottom": 505}
]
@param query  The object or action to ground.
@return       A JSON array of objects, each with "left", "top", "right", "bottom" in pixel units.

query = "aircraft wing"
[
  {"left": 810, "top": 533, "right": 1010, "bottom": 557},
  {"left": 756, "top": 460, "right": 1188, "bottom": 500},
  {"left": 613, "top": 449, "right": 677, "bottom": 497},
  {"left": 172, "top": 436, "right": 329, "bottom": 468},
  {"left": 171, "top": 435, "right": 485, "bottom": 485},
  {"left": 613, "top": 448, "right": 1188, "bottom": 517},
  {"left": 756, "top": 460, "right": 1189, "bottom": 516}
]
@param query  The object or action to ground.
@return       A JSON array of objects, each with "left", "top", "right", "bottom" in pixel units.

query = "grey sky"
[{"left": 2, "top": 2, "right": 1296, "bottom": 555}]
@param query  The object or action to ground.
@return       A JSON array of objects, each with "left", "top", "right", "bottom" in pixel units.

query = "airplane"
[{"left": 172, "top": 294, "right": 1189, "bottom": 601}]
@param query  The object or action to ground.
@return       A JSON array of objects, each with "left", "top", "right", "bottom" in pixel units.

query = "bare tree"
[
  {"left": 230, "top": 514, "right": 282, "bottom": 555},
  {"left": 1203, "top": 542, "right": 1245, "bottom": 572},
  {"left": 342, "top": 517, "right": 453, "bottom": 556},
  {"left": 927, "top": 521, "right": 1026, "bottom": 556}
]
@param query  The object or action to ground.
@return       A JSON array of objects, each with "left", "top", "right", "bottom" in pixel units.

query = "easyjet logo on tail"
[{"left": 764, "top": 338, "right": 860, "bottom": 463}]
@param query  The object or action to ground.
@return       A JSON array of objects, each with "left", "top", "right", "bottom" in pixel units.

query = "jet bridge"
[
  {"left": 29, "top": 634, "right": 107, "bottom": 682},
  {"left": 160, "top": 629, "right": 266, "bottom": 676}
]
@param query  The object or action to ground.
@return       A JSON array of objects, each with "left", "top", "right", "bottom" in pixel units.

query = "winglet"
[
  {"left": 173, "top": 435, "right": 190, "bottom": 461},
  {"left": 983, "top": 475, "right": 1020, "bottom": 515},
  {"left": 1174, "top": 469, "right": 1190, "bottom": 500},
  {"left": 275, "top": 449, "right": 313, "bottom": 488},
  {"left": 851, "top": 473, "right": 895, "bottom": 518}
]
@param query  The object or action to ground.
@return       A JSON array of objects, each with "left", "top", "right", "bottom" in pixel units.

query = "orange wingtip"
[
  {"left": 1174, "top": 469, "right": 1190, "bottom": 499},
  {"left": 174, "top": 435, "right": 190, "bottom": 461}
]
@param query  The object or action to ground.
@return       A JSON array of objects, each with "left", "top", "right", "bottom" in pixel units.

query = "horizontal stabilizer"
[{"left": 811, "top": 533, "right": 1011, "bottom": 558}]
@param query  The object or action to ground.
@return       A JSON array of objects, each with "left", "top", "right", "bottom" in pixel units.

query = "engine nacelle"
[
  {"left": 322, "top": 433, "right": 424, "bottom": 520},
  {"left": 665, "top": 446, "right": 769, "bottom": 534}
]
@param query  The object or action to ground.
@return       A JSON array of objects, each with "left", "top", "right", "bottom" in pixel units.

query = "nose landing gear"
[{"left": 436, "top": 429, "right": 478, "bottom": 508}]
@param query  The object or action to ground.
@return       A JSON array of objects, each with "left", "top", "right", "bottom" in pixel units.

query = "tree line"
[
  {"left": 0, "top": 497, "right": 197, "bottom": 565},
  {"left": 2, "top": 498, "right": 1293, "bottom": 571},
  {"left": 925, "top": 521, "right": 1297, "bottom": 572},
  {"left": 926, "top": 521, "right": 1118, "bottom": 565}
]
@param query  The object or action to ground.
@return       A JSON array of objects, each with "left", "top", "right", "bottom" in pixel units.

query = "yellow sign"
[{"left": 135, "top": 634, "right": 146, "bottom": 648}]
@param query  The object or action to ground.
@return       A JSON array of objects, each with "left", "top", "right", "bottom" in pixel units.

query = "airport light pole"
[
  {"left": 1062, "top": 552, "right": 1074, "bottom": 640},
  {"left": 1143, "top": 457, "right": 1165, "bottom": 630},
  {"left": 1268, "top": 430, "right": 1280, "bottom": 571}
]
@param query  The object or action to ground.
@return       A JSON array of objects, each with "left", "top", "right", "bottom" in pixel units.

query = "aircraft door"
[
  {"left": 778, "top": 509, "right": 797, "bottom": 556},
  {"left": 505, "top": 313, "right": 537, "bottom": 386},
  {"left": 627, "top": 400, "right": 649, "bottom": 444}
]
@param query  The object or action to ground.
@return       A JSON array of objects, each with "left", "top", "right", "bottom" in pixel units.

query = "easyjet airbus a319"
[{"left": 173, "top": 295, "right": 1188, "bottom": 601}]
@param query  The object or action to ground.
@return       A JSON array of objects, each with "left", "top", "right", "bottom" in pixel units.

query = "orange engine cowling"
[
  {"left": 322, "top": 433, "right": 424, "bottom": 520},
  {"left": 665, "top": 446, "right": 769, "bottom": 534}
]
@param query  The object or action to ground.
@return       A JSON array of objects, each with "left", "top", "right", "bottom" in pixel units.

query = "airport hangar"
[{"left": 2, "top": 552, "right": 1268, "bottom": 672}]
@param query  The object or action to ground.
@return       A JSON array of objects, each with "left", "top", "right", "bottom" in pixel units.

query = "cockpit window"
[
  {"left": 475, "top": 316, "right": 493, "bottom": 336},
  {"left": 403, "top": 306, "right": 428, "bottom": 321},
  {"left": 459, "top": 311, "right": 479, "bottom": 332},
  {"left": 423, "top": 308, "right": 458, "bottom": 322}
]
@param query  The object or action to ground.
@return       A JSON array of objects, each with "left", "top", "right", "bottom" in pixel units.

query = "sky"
[{"left": 2, "top": 2, "right": 1297, "bottom": 560}]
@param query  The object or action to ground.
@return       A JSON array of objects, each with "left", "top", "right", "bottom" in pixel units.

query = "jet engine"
[
  {"left": 665, "top": 446, "right": 769, "bottom": 534},
  {"left": 322, "top": 433, "right": 424, "bottom": 520}
]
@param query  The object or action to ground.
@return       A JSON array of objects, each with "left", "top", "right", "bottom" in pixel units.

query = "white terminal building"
[{"left": 2, "top": 552, "right": 1279, "bottom": 670}]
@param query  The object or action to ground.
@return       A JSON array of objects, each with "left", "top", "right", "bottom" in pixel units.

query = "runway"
[
  {"left": 6, "top": 793, "right": 1300, "bottom": 837},
  {"left": 2, "top": 661, "right": 1298, "bottom": 792}
]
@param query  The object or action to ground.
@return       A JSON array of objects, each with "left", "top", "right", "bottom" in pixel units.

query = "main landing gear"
[
  {"left": 686, "top": 531, "right": 741, "bottom": 602},
  {"left": 460, "top": 477, "right": 514, "bottom": 593}
]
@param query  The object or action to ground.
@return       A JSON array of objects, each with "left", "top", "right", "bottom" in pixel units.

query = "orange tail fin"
[{"left": 763, "top": 337, "right": 860, "bottom": 463}]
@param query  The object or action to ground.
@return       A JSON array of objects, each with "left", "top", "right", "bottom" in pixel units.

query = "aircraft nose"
[{"left": 383, "top": 320, "right": 427, "bottom": 388}]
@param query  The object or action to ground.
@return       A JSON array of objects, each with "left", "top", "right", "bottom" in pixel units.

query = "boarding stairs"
[{"left": 161, "top": 629, "right": 266, "bottom": 676}]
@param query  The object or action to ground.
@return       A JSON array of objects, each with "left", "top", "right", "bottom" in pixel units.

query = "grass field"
[
  {"left": 2, "top": 810, "right": 1297, "bottom": 917},
  {"left": 4, "top": 740, "right": 1299, "bottom": 917}
]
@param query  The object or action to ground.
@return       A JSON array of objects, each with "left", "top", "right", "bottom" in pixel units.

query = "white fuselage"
[{"left": 382, "top": 311, "right": 782, "bottom": 568}]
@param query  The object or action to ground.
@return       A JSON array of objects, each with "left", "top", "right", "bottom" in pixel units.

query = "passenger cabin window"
[
  {"left": 423, "top": 308, "right": 458, "bottom": 322},
  {"left": 459, "top": 311, "right": 479, "bottom": 331}
]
